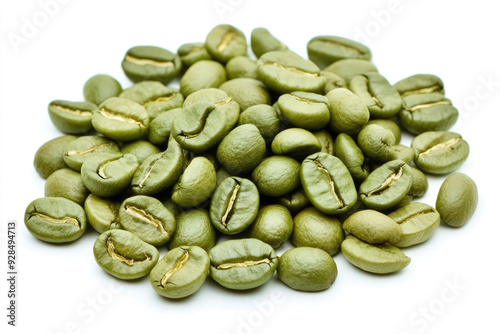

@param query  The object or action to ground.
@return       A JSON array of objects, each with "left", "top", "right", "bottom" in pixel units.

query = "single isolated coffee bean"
[{"left": 436, "top": 173, "right": 478, "bottom": 227}]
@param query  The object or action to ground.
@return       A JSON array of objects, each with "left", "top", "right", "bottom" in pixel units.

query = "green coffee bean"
[
  {"left": 323, "top": 58, "right": 378, "bottom": 84},
  {"left": 81, "top": 153, "right": 139, "bottom": 197},
  {"left": 180, "top": 60, "right": 227, "bottom": 97},
  {"left": 357, "top": 124, "right": 398, "bottom": 163},
  {"left": 147, "top": 107, "right": 182, "bottom": 146},
  {"left": 119, "top": 195, "right": 176, "bottom": 246},
  {"left": 121, "top": 45, "right": 181, "bottom": 84},
  {"left": 307, "top": 35, "right": 371, "bottom": 69},
  {"left": 171, "top": 157, "right": 216, "bottom": 207},
  {"left": 393, "top": 74, "right": 444, "bottom": 98},
  {"left": 210, "top": 176, "right": 259, "bottom": 235},
  {"left": 366, "top": 119, "right": 402, "bottom": 144},
  {"left": 84, "top": 194, "right": 122, "bottom": 233},
  {"left": 237, "top": 104, "right": 281, "bottom": 142},
  {"left": 313, "top": 129, "right": 335, "bottom": 155},
  {"left": 292, "top": 206, "right": 344, "bottom": 256},
  {"left": 349, "top": 72, "right": 402, "bottom": 119},
  {"left": 93, "top": 229, "right": 159, "bottom": 280},
  {"left": 359, "top": 160, "right": 412, "bottom": 211},
  {"left": 343, "top": 209, "right": 402, "bottom": 245},
  {"left": 25, "top": 197, "right": 87, "bottom": 243},
  {"left": 436, "top": 173, "right": 478, "bottom": 227},
  {"left": 341, "top": 235, "right": 410, "bottom": 274},
  {"left": 63, "top": 135, "right": 120, "bottom": 172},
  {"left": 252, "top": 156, "right": 301, "bottom": 197},
  {"left": 271, "top": 128, "right": 322, "bottom": 160},
  {"left": 205, "top": 24, "right": 247, "bottom": 63},
  {"left": 209, "top": 238, "right": 278, "bottom": 290},
  {"left": 120, "top": 140, "right": 161, "bottom": 165},
  {"left": 34, "top": 135, "right": 77, "bottom": 178},
  {"left": 219, "top": 78, "right": 271, "bottom": 111},
  {"left": 399, "top": 93, "right": 458, "bottom": 134},
  {"left": 93, "top": 97, "right": 150, "bottom": 142},
  {"left": 388, "top": 202, "right": 440, "bottom": 247},
  {"left": 248, "top": 204, "right": 293, "bottom": 248},
  {"left": 277, "top": 91, "right": 331, "bottom": 130},
  {"left": 169, "top": 209, "right": 216, "bottom": 252},
  {"left": 278, "top": 247, "right": 338, "bottom": 292},
  {"left": 300, "top": 152, "right": 357, "bottom": 215},
  {"left": 277, "top": 188, "right": 310, "bottom": 213},
  {"left": 407, "top": 166, "right": 429, "bottom": 198},
  {"left": 44, "top": 168, "right": 89, "bottom": 206},
  {"left": 83, "top": 74, "right": 122, "bottom": 106},
  {"left": 321, "top": 71, "right": 347, "bottom": 94},
  {"left": 150, "top": 246, "right": 210, "bottom": 299},
  {"left": 225, "top": 56, "right": 259, "bottom": 79},
  {"left": 250, "top": 27, "right": 288, "bottom": 58},
  {"left": 411, "top": 131, "right": 469, "bottom": 174},
  {"left": 48, "top": 100, "right": 97, "bottom": 134},
  {"left": 334, "top": 133, "right": 370, "bottom": 184},
  {"left": 257, "top": 51, "right": 325, "bottom": 94},
  {"left": 177, "top": 42, "right": 212, "bottom": 69},
  {"left": 326, "top": 88, "right": 370, "bottom": 135},
  {"left": 131, "top": 135, "right": 184, "bottom": 195}
]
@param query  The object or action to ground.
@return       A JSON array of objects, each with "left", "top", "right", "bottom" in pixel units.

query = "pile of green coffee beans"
[{"left": 26, "top": 25, "right": 479, "bottom": 297}]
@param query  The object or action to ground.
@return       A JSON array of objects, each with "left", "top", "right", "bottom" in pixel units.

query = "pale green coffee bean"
[
  {"left": 172, "top": 101, "right": 227, "bottom": 154},
  {"left": 25, "top": 197, "right": 87, "bottom": 243},
  {"left": 180, "top": 60, "right": 227, "bottom": 97},
  {"left": 93, "top": 229, "right": 159, "bottom": 280},
  {"left": 34, "top": 135, "right": 77, "bottom": 178},
  {"left": 394, "top": 74, "right": 445, "bottom": 98},
  {"left": 93, "top": 97, "right": 150, "bottom": 142},
  {"left": 44, "top": 168, "right": 89, "bottom": 206},
  {"left": 225, "top": 56, "right": 259, "bottom": 79},
  {"left": 394, "top": 144, "right": 415, "bottom": 164},
  {"left": 436, "top": 173, "right": 478, "bottom": 227},
  {"left": 121, "top": 45, "right": 181, "bottom": 84},
  {"left": 277, "top": 91, "right": 331, "bottom": 130},
  {"left": 324, "top": 58, "right": 378, "bottom": 83},
  {"left": 271, "top": 128, "right": 321, "bottom": 160},
  {"left": 252, "top": 156, "right": 301, "bottom": 197},
  {"left": 366, "top": 119, "right": 402, "bottom": 144},
  {"left": 83, "top": 74, "right": 123, "bottom": 106},
  {"left": 147, "top": 107, "right": 182, "bottom": 146},
  {"left": 205, "top": 24, "right": 247, "bottom": 63},
  {"left": 307, "top": 35, "right": 371, "bottom": 69},
  {"left": 407, "top": 166, "right": 429, "bottom": 198},
  {"left": 209, "top": 238, "right": 278, "bottom": 290},
  {"left": 399, "top": 92, "right": 458, "bottom": 134},
  {"left": 169, "top": 209, "right": 216, "bottom": 252},
  {"left": 341, "top": 235, "right": 410, "bottom": 274},
  {"left": 321, "top": 71, "right": 348, "bottom": 94},
  {"left": 334, "top": 133, "right": 370, "bottom": 184},
  {"left": 120, "top": 140, "right": 161, "bottom": 165},
  {"left": 292, "top": 206, "right": 344, "bottom": 256},
  {"left": 248, "top": 204, "right": 293, "bottom": 249},
  {"left": 412, "top": 131, "right": 469, "bottom": 174},
  {"left": 343, "top": 209, "right": 402, "bottom": 245},
  {"left": 81, "top": 153, "right": 139, "bottom": 197},
  {"left": 131, "top": 135, "right": 184, "bottom": 196},
  {"left": 349, "top": 72, "right": 402, "bottom": 119},
  {"left": 277, "top": 188, "right": 310, "bottom": 213},
  {"left": 63, "top": 135, "right": 120, "bottom": 172},
  {"left": 177, "top": 42, "right": 212, "bottom": 69},
  {"left": 216, "top": 124, "right": 266, "bottom": 175},
  {"left": 278, "top": 247, "right": 338, "bottom": 292},
  {"left": 119, "top": 195, "right": 176, "bottom": 246},
  {"left": 48, "top": 100, "right": 97, "bottom": 134},
  {"left": 210, "top": 177, "right": 260, "bottom": 235},
  {"left": 171, "top": 157, "right": 216, "bottom": 207},
  {"left": 237, "top": 104, "right": 281, "bottom": 142},
  {"left": 84, "top": 194, "right": 122, "bottom": 233},
  {"left": 388, "top": 202, "right": 440, "bottom": 247},
  {"left": 219, "top": 78, "right": 271, "bottom": 111},
  {"left": 257, "top": 51, "right": 325, "bottom": 94},
  {"left": 313, "top": 129, "right": 335, "bottom": 155},
  {"left": 357, "top": 124, "right": 398, "bottom": 163},
  {"left": 326, "top": 88, "right": 370, "bottom": 135},
  {"left": 250, "top": 27, "right": 288, "bottom": 58},
  {"left": 150, "top": 246, "right": 210, "bottom": 299},
  {"left": 359, "top": 160, "right": 412, "bottom": 211},
  {"left": 300, "top": 152, "right": 357, "bottom": 215}
]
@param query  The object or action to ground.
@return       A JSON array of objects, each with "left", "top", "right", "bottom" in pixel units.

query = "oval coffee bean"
[
  {"left": 93, "top": 229, "right": 159, "bottom": 280},
  {"left": 248, "top": 204, "right": 293, "bottom": 249},
  {"left": 307, "top": 35, "right": 371, "bottom": 69},
  {"left": 205, "top": 24, "right": 247, "bottom": 63},
  {"left": 357, "top": 124, "right": 398, "bottom": 163},
  {"left": 63, "top": 135, "right": 120, "bottom": 172},
  {"left": 25, "top": 197, "right": 87, "bottom": 243},
  {"left": 209, "top": 238, "right": 278, "bottom": 290},
  {"left": 271, "top": 128, "right": 322, "bottom": 160},
  {"left": 277, "top": 91, "right": 331, "bottom": 130},
  {"left": 83, "top": 74, "right": 123, "bottom": 106},
  {"left": 44, "top": 168, "right": 89, "bottom": 206},
  {"left": 300, "top": 152, "right": 357, "bottom": 215},
  {"left": 92, "top": 97, "right": 150, "bottom": 142},
  {"left": 210, "top": 176, "right": 259, "bottom": 235},
  {"left": 171, "top": 157, "right": 216, "bottom": 207},
  {"left": 326, "top": 88, "right": 370, "bottom": 135},
  {"left": 119, "top": 195, "right": 176, "bottom": 246},
  {"left": 343, "top": 209, "right": 402, "bottom": 245},
  {"left": 388, "top": 202, "right": 441, "bottom": 247},
  {"left": 177, "top": 42, "right": 213, "bottom": 70},
  {"left": 180, "top": 60, "right": 227, "bottom": 98},
  {"left": 411, "top": 131, "right": 469, "bottom": 174},
  {"left": 341, "top": 235, "right": 411, "bottom": 274},
  {"left": 359, "top": 160, "right": 412, "bottom": 211},
  {"left": 278, "top": 247, "right": 338, "bottom": 292},
  {"left": 252, "top": 156, "right": 301, "bottom": 197},
  {"left": 250, "top": 27, "right": 288, "bottom": 58},
  {"left": 150, "top": 246, "right": 210, "bottom": 299},
  {"left": 34, "top": 135, "right": 77, "bottom": 178},
  {"left": 48, "top": 100, "right": 97, "bottom": 134},
  {"left": 436, "top": 172, "right": 478, "bottom": 227},
  {"left": 393, "top": 74, "right": 445, "bottom": 98},
  {"left": 334, "top": 133, "right": 370, "bottom": 184},
  {"left": 84, "top": 194, "right": 122, "bottom": 233},
  {"left": 169, "top": 209, "right": 216, "bottom": 252}
]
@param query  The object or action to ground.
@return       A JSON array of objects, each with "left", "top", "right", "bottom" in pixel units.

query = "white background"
[{"left": 1, "top": 0, "right": 499, "bottom": 333}]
